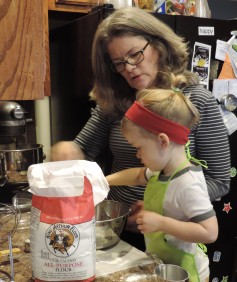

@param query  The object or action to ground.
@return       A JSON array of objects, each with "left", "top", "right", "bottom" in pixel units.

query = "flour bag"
[{"left": 27, "top": 160, "right": 109, "bottom": 282}]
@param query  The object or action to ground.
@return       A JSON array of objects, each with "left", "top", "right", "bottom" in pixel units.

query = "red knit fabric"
[{"left": 125, "top": 101, "right": 190, "bottom": 145}]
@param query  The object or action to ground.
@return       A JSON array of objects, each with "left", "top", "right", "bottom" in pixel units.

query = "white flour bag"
[{"left": 27, "top": 160, "right": 109, "bottom": 282}]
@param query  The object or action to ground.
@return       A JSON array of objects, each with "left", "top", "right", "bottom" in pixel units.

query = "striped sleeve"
[
  {"left": 73, "top": 106, "right": 111, "bottom": 161},
  {"left": 184, "top": 85, "right": 231, "bottom": 201}
]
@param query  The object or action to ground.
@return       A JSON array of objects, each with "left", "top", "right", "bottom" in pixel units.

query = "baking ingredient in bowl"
[{"left": 96, "top": 226, "right": 119, "bottom": 249}]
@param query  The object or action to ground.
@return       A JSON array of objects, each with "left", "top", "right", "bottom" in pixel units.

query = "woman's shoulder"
[
  {"left": 183, "top": 84, "right": 213, "bottom": 99},
  {"left": 183, "top": 84, "right": 217, "bottom": 111},
  {"left": 92, "top": 105, "right": 120, "bottom": 123}
]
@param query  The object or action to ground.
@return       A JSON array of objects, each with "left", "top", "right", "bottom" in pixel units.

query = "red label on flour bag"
[{"left": 30, "top": 176, "right": 96, "bottom": 282}]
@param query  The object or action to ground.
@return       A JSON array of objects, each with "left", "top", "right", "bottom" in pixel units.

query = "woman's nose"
[{"left": 124, "top": 63, "right": 136, "bottom": 72}]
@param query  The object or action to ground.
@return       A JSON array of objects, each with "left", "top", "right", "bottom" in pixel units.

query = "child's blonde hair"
[{"left": 122, "top": 74, "right": 199, "bottom": 136}]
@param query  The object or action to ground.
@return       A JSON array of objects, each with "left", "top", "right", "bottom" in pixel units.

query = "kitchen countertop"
[{"left": 0, "top": 227, "right": 158, "bottom": 282}]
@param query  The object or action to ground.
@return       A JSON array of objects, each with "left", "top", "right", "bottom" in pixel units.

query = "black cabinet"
[{"left": 49, "top": 10, "right": 101, "bottom": 144}]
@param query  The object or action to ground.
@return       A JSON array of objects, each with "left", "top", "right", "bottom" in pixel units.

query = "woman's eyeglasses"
[{"left": 110, "top": 42, "right": 150, "bottom": 73}]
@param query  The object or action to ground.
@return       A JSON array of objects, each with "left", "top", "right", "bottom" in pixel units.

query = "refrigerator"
[
  {"left": 49, "top": 7, "right": 237, "bottom": 281},
  {"left": 173, "top": 15, "right": 237, "bottom": 282}
]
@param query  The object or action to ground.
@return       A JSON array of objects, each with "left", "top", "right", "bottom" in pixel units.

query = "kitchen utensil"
[
  {"left": 12, "top": 197, "right": 31, "bottom": 250},
  {"left": 0, "top": 204, "right": 21, "bottom": 245},
  {"left": 0, "top": 203, "right": 21, "bottom": 282},
  {"left": 12, "top": 197, "right": 32, "bottom": 213},
  {"left": 220, "top": 93, "right": 237, "bottom": 112},
  {"left": 12, "top": 197, "right": 31, "bottom": 231},
  {"left": 95, "top": 200, "right": 130, "bottom": 250},
  {"left": 0, "top": 143, "right": 45, "bottom": 187},
  {"left": 154, "top": 264, "right": 189, "bottom": 282}
]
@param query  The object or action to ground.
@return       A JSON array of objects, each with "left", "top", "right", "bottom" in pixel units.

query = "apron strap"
[
  {"left": 185, "top": 140, "right": 208, "bottom": 169},
  {"left": 167, "top": 158, "right": 190, "bottom": 181}
]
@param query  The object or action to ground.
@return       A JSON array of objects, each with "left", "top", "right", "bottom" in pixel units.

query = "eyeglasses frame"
[{"left": 110, "top": 41, "right": 150, "bottom": 73}]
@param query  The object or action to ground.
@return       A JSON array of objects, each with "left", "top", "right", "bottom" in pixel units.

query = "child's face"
[{"left": 124, "top": 124, "right": 168, "bottom": 171}]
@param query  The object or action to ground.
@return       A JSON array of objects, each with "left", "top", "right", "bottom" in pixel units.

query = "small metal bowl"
[
  {"left": 154, "top": 264, "right": 189, "bottom": 282},
  {"left": 95, "top": 200, "right": 130, "bottom": 250}
]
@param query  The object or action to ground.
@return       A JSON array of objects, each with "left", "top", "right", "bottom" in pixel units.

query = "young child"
[{"left": 106, "top": 74, "right": 218, "bottom": 282}]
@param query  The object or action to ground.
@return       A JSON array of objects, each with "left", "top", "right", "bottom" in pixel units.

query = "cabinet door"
[
  {"left": 49, "top": 9, "right": 101, "bottom": 143},
  {"left": 48, "top": 0, "right": 93, "bottom": 13},
  {"left": 0, "top": 0, "right": 49, "bottom": 100}
]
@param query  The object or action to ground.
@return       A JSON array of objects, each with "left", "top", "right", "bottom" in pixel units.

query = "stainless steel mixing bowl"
[{"left": 95, "top": 200, "right": 130, "bottom": 250}]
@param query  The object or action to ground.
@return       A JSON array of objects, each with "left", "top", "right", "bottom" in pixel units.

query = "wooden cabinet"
[
  {"left": 48, "top": 0, "right": 102, "bottom": 13},
  {"left": 0, "top": 0, "right": 50, "bottom": 100}
]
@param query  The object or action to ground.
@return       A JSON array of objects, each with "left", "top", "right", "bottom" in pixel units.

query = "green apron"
[{"left": 144, "top": 163, "right": 200, "bottom": 282}]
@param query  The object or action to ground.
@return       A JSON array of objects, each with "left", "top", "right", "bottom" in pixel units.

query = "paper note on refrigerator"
[{"left": 191, "top": 42, "right": 211, "bottom": 90}]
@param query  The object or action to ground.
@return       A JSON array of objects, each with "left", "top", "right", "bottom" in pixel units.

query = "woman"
[{"left": 51, "top": 7, "right": 230, "bottom": 250}]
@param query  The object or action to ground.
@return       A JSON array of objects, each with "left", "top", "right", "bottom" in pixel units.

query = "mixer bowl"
[
  {"left": 95, "top": 200, "right": 130, "bottom": 250},
  {"left": 0, "top": 143, "right": 44, "bottom": 186}
]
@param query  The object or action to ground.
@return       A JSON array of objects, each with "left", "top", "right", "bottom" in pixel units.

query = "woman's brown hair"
[{"left": 90, "top": 7, "right": 199, "bottom": 118}]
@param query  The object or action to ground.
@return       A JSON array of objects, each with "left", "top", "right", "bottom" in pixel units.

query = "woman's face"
[{"left": 107, "top": 36, "right": 159, "bottom": 90}]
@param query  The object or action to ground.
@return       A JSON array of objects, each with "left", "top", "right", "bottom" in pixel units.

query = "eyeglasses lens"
[
  {"left": 112, "top": 52, "right": 144, "bottom": 73},
  {"left": 111, "top": 42, "right": 149, "bottom": 73}
]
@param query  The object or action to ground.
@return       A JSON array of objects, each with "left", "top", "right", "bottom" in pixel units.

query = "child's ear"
[{"left": 157, "top": 133, "right": 170, "bottom": 148}]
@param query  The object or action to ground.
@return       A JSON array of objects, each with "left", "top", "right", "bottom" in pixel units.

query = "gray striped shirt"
[{"left": 74, "top": 84, "right": 231, "bottom": 204}]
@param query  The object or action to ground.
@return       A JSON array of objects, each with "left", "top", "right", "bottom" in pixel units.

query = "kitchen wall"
[
  {"left": 34, "top": 98, "right": 51, "bottom": 162},
  {"left": 208, "top": 0, "right": 237, "bottom": 20}
]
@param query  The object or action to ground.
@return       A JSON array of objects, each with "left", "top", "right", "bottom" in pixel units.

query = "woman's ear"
[{"left": 157, "top": 133, "right": 170, "bottom": 148}]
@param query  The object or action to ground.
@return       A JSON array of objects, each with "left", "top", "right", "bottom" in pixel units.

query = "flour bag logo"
[{"left": 46, "top": 223, "right": 80, "bottom": 257}]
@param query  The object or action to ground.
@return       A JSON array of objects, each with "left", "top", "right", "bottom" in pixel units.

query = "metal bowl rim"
[
  {"left": 0, "top": 143, "right": 43, "bottom": 152},
  {"left": 95, "top": 200, "right": 131, "bottom": 223}
]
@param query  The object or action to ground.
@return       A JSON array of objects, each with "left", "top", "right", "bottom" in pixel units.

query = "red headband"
[{"left": 125, "top": 101, "right": 190, "bottom": 145}]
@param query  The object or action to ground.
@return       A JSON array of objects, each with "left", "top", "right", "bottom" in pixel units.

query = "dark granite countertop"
[
  {"left": 1, "top": 252, "right": 157, "bottom": 282},
  {"left": 0, "top": 228, "right": 158, "bottom": 282}
]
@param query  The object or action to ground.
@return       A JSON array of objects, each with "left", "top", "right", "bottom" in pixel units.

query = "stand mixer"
[
  {"left": 0, "top": 101, "right": 28, "bottom": 145},
  {"left": 0, "top": 101, "right": 45, "bottom": 203}
]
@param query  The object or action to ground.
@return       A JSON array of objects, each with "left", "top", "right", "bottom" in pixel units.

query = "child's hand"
[{"left": 136, "top": 210, "right": 163, "bottom": 234}]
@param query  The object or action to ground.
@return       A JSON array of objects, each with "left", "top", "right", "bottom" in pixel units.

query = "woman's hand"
[
  {"left": 125, "top": 200, "right": 144, "bottom": 233},
  {"left": 50, "top": 141, "right": 85, "bottom": 161}
]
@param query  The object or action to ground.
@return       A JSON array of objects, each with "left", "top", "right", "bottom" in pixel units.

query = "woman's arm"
[
  {"left": 107, "top": 167, "right": 147, "bottom": 233},
  {"left": 106, "top": 167, "right": 147, "bottom": 186},
  {"left": 136, "top": 211, "right": 218, "bottom": 243},
  {"left": 186, "top": 85, "right": 231, "bottom": 201},
  {"left": 74, "top": 106, "right": 111, "bottom": 161},
  {"left": 50, "top": 106, "right": 111, "bottom": 162}
]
